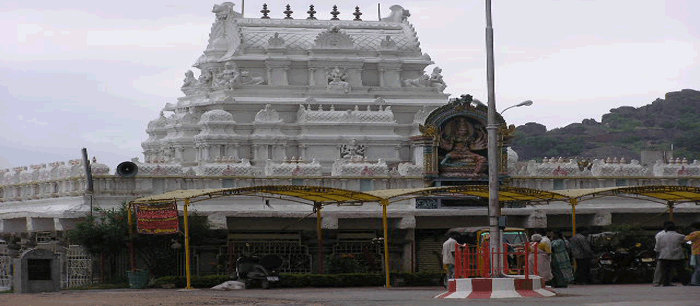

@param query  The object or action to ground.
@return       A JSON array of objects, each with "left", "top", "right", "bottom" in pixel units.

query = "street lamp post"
[
  {"left": 484, "top": 0, "right": 501, "bottom": 277},
  {"left": 500, "top": 100, "right": 533, "bottom": 115}
]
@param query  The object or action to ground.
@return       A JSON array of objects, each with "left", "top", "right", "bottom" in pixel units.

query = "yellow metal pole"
[
  {"left": 127, "top": 203, "right": 133, "bottom": 232},
  {"left": 127, "top": 203, "right": 136, "bottom": 271},
  {"left": 316, "top": 203, "right": 324, "bottom": 274},
  {"left": 570, "top": 198, "right": 578, "bottom": 236},
  {"left": 668, "top": 201, "right": 674, "bottom": 221},
  {"left": 381, "top": 199, "right": 391, "bottom": 288},
  {"left": 184, "top": 198, "right": 193, "bottom": 289}
]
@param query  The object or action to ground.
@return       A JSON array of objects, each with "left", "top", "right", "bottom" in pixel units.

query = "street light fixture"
[{"left": 500, "top": 100, "right": 533, "bottom": 115}]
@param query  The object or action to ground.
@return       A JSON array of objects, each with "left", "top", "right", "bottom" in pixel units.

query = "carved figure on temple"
[
  {"left": 413, "top": 105, "right": 431, "bottom": 123},
  {"left": 181, "top": 70, "right": 197, "bottom": 95},
  {"left": 254, "top": 104, "right": 282, "bottom": 122},
  {"left": 267, "top": 32, "right": 285, "bottom": 48},
  {"left": 215, "top": 61, "right": 240, "bottom": 90},
  {"left": 379, "top": 35, "right": 397, "bottom": 49},
  {"left": 380, "top": 5, "right": 410, "bottom": 23},
  {"left": 402, "top": 74, "right": 430, "bottom": 87},
  {"left": 206, "top": 2, "right": 241, "bottom": 53},
  {"left": 326, "top": 66, "right": 350, "bottom": 93},
  {"left": 327, "top": 66, "right": 347, "bottom": 83},
  {"left": 240, "top": 70, "right": 266, "bottom": 85},
  {"left": 438, "top": 117, "right": 487, "bottom": 175},
  {"left": 197, "top": 70, "right": 213, "bottom": 92},
  {"left": 212, "top": 2, "right": 239, "bottom": 20},
  {"left": 429, "top": 67, "right": 447, "bottom": 92},
  {"left": 340, "top": 138, "right": 365, "bottom": 160}
]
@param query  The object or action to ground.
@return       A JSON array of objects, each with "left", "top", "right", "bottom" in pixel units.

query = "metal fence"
[{"left": 227, "top": 240, "right": 312, "bottom": 274}]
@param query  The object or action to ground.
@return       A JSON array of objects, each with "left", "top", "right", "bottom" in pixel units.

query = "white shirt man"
[
  {"left": 653, "top": 226, "right": 668, "bottom": 285},
  {"left": 654, "top": 222, "right": 690, "bottom": 286},
  {"left": 442, "top": 234, "right": 459, "bottom": 287}
]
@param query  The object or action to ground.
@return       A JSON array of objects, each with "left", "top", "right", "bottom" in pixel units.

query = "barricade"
[
  {"left": 454, "top": 242, "right": 538, "bottom": 279},
  {"left": 437, "top": 242, "right": 554, "bottom": 299}
]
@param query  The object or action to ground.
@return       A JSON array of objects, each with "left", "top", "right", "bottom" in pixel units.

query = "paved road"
[{"left": 1, "top": 284, "right": 699, "bottom": 306}]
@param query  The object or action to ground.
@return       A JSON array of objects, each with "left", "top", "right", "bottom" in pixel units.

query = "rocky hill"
[{"left": 511, "top": 89, "right": 700, "bottom": 162}]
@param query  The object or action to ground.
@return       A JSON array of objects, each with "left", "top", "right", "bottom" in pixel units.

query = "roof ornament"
[
  {"left": 353, "top": 6, "right": 362, "bottom": 21},
  {"left": 330, "top": 5, "right": 340, "bottom": 20},
  {"left": 380, "top": 5, "right": 410, "bottom": 23},
  {"left": 267, "top": 32, "right": 285, "bottom": 48},
  {"left": 260, "top": 3, "right": 270, "bottom": 19},
  {"left": 283, "top": 4, "right": 293, "bottom": 19},
  {"left": 307, "top": 5, "right": 317, "bottom": 20},
  {"left": 379, "top": 35, "right": 397, "bottom": 50}
]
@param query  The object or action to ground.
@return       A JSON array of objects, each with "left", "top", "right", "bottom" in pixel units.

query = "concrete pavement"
[{"left": 0, "top": 284, "right": 698, "bottom": 306}]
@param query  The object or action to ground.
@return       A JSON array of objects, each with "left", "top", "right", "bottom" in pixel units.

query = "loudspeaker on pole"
[{"left": 116, "top": 161, "right": 139, "bottom": 178}]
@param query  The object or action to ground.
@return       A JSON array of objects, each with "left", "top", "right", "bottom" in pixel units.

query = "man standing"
[
  {"left": 442, "top": 232, "right": 460, "bottom": 287},
  {"left": 685, "top": 222, "right": 700, "bottom": 286},
  {"left": 653, "top": 221, "right": 673, "bottom": 285},
  {"left": 569, "top": 227, "right": 594, "bottom": 284},
  {"left": 655, "top": 221, "right": 689, "bottom": 286}
]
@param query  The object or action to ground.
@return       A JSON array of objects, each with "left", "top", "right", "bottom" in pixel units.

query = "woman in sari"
[
  {"left": 550, "top": 231, "right": 574, "bottom": 288},
  {"left": 528, "top": 234, "right": 553, "bottom": 281}
]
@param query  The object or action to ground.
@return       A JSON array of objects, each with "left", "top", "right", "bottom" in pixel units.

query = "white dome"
[
  {"left": 199, "top": 109, "right": 234, "bottom": 124},
  {"left": 90, "top": 160, "right": 110, "bottom": 175},
  {"left": 147, "top": 113, "right": 168, "bottom": 130}
]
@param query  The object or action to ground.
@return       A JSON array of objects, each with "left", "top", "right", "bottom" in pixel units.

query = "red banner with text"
[{"left": 136, "top": 202, "right": 179, "bottom": 235}]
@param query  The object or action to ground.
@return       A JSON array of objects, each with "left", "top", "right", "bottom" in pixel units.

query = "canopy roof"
[
  {"left": 130, "top": 184, "right": 700, "bottom": 207},
  {"left": 129, "top": 185, "right": 568, "bottom": 206},
  {"left": 557, "top": 185, "right": 700, "bottom": 204}
]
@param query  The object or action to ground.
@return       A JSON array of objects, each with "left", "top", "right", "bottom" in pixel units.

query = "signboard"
[
  {"left": 136, "top": 202, "right": 179, "bottom": 234},
  {"left": 27, "top": 259, "right": 52, "bottom": 281}
]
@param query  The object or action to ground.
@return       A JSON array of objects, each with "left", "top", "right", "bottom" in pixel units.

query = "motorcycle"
[
  {"left": 235, "top": 252, "right": 283, "bottom": 289},
  {"left": 591, "top": 251, "right": 618, "bottom": 284},
  {"left": 629, "top": 248, "right": 656, "bottom": 283}
]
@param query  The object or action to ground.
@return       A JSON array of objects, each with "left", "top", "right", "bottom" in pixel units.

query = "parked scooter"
[
  {"left": 236, "top": 251, "right": 283, "bottom": 289},
  {"left": 591, "top": 251, "right": 618, "bottom": 284},
  {"left": 629, "top": 247, "right": 656, "bottom": 283}
]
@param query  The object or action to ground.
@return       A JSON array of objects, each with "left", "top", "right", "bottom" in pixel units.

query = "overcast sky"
[{"left": 1, "top": 0, "right": 698, "bottom": 170}]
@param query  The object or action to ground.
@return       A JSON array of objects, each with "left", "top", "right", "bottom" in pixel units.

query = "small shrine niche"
[{"left": 415, "top": 94, "right": 514, "bottom": 185}]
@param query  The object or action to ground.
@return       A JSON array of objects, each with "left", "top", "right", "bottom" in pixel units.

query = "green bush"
[{"left": 325, "top": 253, "right": 381, "bottom": 274}]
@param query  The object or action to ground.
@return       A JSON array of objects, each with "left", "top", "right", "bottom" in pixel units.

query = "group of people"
[
  {"left": 441, "top": 222, "right": 700, "bottom": 288},
  {"left": 529, "top": 222, "right": 700, "bottom": 287},
  {"left": 528, "top": 229, "right": 575, "bottom": 288},
  {"left": 653, "top": 221, "right": 700, "bottom": 286}
]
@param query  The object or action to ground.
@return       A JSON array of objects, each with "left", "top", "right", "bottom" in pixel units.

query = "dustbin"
[{"left": 126, "top": 270, "right": 150, "bottom": 289}]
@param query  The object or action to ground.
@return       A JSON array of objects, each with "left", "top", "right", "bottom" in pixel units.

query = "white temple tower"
[{"left": 140, "top": 3, "right": 449, "bottom": 175}]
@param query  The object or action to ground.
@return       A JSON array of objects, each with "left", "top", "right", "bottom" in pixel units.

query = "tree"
[{"left": 67, "top": 202, "right": 212, "bottom": 278}]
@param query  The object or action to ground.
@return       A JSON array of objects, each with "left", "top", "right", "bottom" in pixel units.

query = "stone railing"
[
  {"left": 331, "top": 157, "right": 388, "bottom": 177},
  {"left": 0, "top": 174, "right": 424, "bottom": 203},
  {"left": 513, "top": 156, "right": 700, "bottom": 178},
  {"left": 297, "top": 104, "right": 395, "bottom": 123},
  {"left": 265, "top": 158, "right": 322, "bottom": 177}
]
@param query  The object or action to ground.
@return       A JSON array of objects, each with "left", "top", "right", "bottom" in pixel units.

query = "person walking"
[
  {"left": 655, "top": 221, "right": 689, "bottom": 286},
  {"left": 685, "top": 222, "right": 700, "bottom": 286},
  {"left": 569, "top": 227, "right": 594, "bottom": 284},
  {"left": 442, "top": 232, "right": 459, "bottom": 287},
  {"left": 550, "top": 231, "right": 574, "bottom": 288}
]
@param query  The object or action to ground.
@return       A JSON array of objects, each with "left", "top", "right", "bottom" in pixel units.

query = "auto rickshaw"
[{"left": 447, "top": 227, "right": 528, "bottom": 276}]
